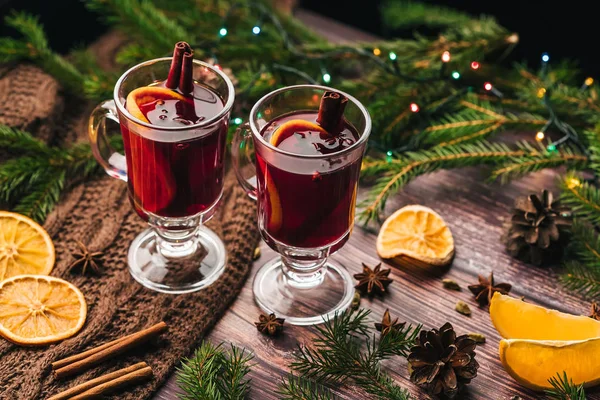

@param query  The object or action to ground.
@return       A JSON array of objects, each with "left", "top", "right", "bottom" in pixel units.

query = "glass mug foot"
[
  {"left": 253, "top": 257, "right": 355, "bottom": 326},
  {"left": 127, "top": 225, "right": 226, "bottom": 294}
]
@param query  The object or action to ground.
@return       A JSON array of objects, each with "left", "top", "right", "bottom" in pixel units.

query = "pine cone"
[
  {"left": 504, "top": 190, "right": 571, "bottom": 266},
  {"left": 408, "top": 323, "right": 479, "bottom": 398}
]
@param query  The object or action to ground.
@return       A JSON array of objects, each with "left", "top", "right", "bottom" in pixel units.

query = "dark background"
[{"left": 0, "top": 0, "right": 596, "bottom": 77}]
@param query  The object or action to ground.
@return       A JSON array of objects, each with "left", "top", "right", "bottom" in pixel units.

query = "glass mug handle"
[
  {"left": 88, "top": 100, "right": 128, "bottom": 181},
  {"left": 232, "top": 122, "right": 257, "bottom": 200}
]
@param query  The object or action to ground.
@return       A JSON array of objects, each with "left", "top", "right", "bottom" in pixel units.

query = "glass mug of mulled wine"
[
  {"left": 88, "top": 43, "right": 234, "bottom": 293},
  {"left": 232, "top": 85, "right": 371, "bottom": 325}
]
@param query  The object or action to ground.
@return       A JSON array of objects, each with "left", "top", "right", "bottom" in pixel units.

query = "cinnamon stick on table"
[
  {"left": 53, "top": 321, "right": 167, "bottom": 380},
  {"left": 47, "top": 362, "right": 149, "bottom": 400},
  {"left": 316, "top": 91, "right": 348, "bottom": 134}
]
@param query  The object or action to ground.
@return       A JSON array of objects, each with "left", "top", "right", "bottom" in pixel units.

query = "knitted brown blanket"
[{"left": 0, "top": 64, "right": 259, "bottom": 399}]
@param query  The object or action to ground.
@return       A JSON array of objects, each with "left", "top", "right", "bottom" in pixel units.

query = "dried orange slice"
[
  {"left": 125, "top": 86, "right": 186, "bottom": 123},
  {"left": 0, "top": 211, "right": 54, "bottom": 281},
  {"left": 499, "top": 337, "right": 600, "bottom": 390},
  {"left": 0, "top": 275, "right": 86, "bottom": 345},
  {"left": 376, "top": 205, "right": 454, "bottom": 266},
  {"left": 269, "top": 119, "right": 327, "bottom": 147},
  {"left": 490, "top": 292, "right": 600, "bottom": 340}
]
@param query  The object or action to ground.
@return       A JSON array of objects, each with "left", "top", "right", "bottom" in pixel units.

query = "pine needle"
[
  {"left": 176, "top": 341, "right": 253, "bottom": 400},
  {"left": 545, "top": 372, "right": 587, "bottom": 400}
]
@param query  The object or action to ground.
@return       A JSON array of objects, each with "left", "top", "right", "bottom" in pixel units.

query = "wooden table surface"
[{"left": 155, "top": 10, "right": 600, "bottom": 400}]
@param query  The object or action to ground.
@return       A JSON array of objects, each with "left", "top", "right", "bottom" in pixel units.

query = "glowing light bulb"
[
  {"left": 567, "top": 177, "right": 581, "bottom": 189},
  {"left": 410, "top": 103, "right": 420, "bottom": 113},
  {"left": 484, "top": 82, "right": 493, "bottom": 91},
  {"left": 541, "top": 53, "right": 550, "bottom": 62},
  {"left": 373, "top": 48, "right": 381, "bottom": 56},
  {"left": 252, "top": 26, "right": 261, "bottom": 35},
  {"left": 386, "top": 150, "right": 393, "bottom": 157},
  {"left": 322, "top": 73, "right": 331, "bottom": 83},
  {"left": 547, "top": 144, "right": 557, "bottom": 152},
  {"left": 585, "top": 77, "right": 594, "bottom": 86},
  {"left": 233, "top": 117, "right": 243, "bottom": 125},
  {"left": 219, "top": 28, "right": 228, "bottom": 37},
  {"left": 214, "top": 64, "right": 222, "bottom": 70},
  {"left": 535, "top": 131, "right": 545, "bottom": 141},
  {"left": 537, "top": 88, "right": 546, "bottom": 98},
  {"left": 451, "top": 71, "right": 460, "bottom": 79},
  {"left": 389, "top": 52, "right": 397, "bottom": 61},
  {"left": 441, "top": 51, "right": 451, "bottom": 63},
  {"left": 471, "top": 61, "right": 480, "bottom": 70}
]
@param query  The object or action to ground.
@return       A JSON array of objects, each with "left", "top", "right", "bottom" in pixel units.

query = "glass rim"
[
  {"left": 249, "top": 84, "right": 372, "bottom": 159},
  {"left": 113, "top": 57, "right": 235, "bottom": 131}
]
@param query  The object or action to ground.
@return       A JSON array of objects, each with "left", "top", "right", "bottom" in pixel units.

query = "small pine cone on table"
[
  {"left": 408, "top": 323, "right": 479, "bottom": 398},
  {"left": 503, "top": 190, "right": 572, "bottom": 266}
]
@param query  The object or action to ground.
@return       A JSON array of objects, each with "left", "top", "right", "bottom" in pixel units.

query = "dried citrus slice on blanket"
[
  {"left": 376, "top": 205, "right": 454, "bottom": 266},
  {"left": 0, "top": 275, "right": 86, "bottom": 345},
  {"left": 0, "top": 211, "right": 54, "bottom": 281},
  {"left": 490, "top": 292, "right": 600, "bottom": 340},
  {"left": 499, "top": 337, "right": 600, "bottom": 390}
]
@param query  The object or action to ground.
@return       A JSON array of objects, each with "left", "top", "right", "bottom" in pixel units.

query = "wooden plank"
[{"left": 154, "top": 11, "right": 600, "bottom": 400}]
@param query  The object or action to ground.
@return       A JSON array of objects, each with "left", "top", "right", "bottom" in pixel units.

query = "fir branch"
[
  {"left": 291, "top": 309, "right": 417, "bottom": 400},
  {"left": 177, "top": 341, "right": 253, "bottom": 400},
  {"left": 359, "top": 141, "right": 531, "bottom": 222},
  {"left": 278, "top": 375, "right": 338, "bottom": 400},
  {"left": 13, "top": 170, "right": 65, "bottom": 223},
  {"left": 491, "top": 145, "right": 588, "bottom": 183},
  {"left": 381, "top": 1, "right": 472, "bottom": 30},
  {"left": 1, "top": 12, "right": 84, "bottom": 93},
  {"left": 567, "top": 221, "right": 600, "bottom": 269},
  {"left": 560, "top": 261, "right": 600, "bottom": 300},
  {"left": 560, "top": 173, "right": 600, "bottom": 227},
  {"left": 545, "top": 372, "right": 587, "bottom": 400},
  {"left": 0, "top": 125, "right": 55, "bottom": 156}
]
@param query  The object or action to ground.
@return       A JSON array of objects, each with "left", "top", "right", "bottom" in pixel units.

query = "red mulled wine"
[
  {"left": 256, "top": 111, "right": 361, "bottom": 249},
  {"left": 120, "top": 81, "right": 227, "bottom": 219}
]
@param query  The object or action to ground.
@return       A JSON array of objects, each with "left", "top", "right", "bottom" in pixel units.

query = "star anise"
[
  {"left": 68, "top": 241, "right": 103, "bottom": 275},
  {"left": 255, "top": 313, "right": 285, "bottom": 336},
  {"left": 375, "top": 309, "right": 405, "bottom": 336},
  {"left": 468, "top": 272, "right": 511, "bottom": 306},
  {"left": 353, "top": 263, "right": 393, "bottom": 295},
  {"left": 589, "top": 302, "right": 600, "bottom": 321}
]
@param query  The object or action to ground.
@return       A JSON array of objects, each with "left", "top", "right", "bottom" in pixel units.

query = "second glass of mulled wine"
[
  {"left": 89, "top": 42, "right": 234, "bottom": 293},
  {"left": 233, "top": 85, "right": 371, "bottom": 325}
]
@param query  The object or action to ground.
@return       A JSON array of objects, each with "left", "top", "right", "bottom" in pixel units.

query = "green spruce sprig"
[
  {"left": 0, "top": 125, "right": 120, "bottom": 223},
  {"left": 545, "top": 372, "right": 587, "bottom": 400},
  {"left": 176, "top": 341, "right": 253, "bottom": 400},
  {"left": 277, "top": 375, "right": 338, "bottom": 400},
  {"left": 287, "top": 309, "right": 419, "bottom": 400}
]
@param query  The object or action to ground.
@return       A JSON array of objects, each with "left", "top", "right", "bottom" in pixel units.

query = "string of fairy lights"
[{"left": 197, "top": 1, "right": 595, "bottom": 157}]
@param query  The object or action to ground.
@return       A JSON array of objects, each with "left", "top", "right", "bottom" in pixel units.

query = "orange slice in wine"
[
  {"left": 125, "top": 87, "right": 187, "bottom": 123},
  {"left": 269, "top": 119, "right": 327, "bottom": 147}
]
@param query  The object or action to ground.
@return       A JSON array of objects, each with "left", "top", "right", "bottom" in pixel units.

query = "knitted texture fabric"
[{"left": 0, "top": 64, "right": 259, "bottom": 399}]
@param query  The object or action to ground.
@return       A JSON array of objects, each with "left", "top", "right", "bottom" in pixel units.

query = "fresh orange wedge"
[
  {"left": 269, "top": 119, "right": 327, "bottom": 147},
  {"left": 499, "top": 337, "right": 600, "bottom": 390},
  {"left": 0, "top": 211, "right": 54, "bottom": 281},
  {"left": 490, "top": 292, "right": 600, "bottom": 340},
  {"left": 125, "top": 86, "right": 186, "bottom": 123},
  {"left": 0, "top": 275, "right": 87, "bottom": 345},
  {"left": 376, "top": 205, "right": 454, "bottom": 266}
]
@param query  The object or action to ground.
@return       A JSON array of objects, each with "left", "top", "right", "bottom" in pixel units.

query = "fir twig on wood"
[
  {"left": 176, "top": 341, "right": 253, "bottom": 400},
  {"left": 288, "top": 309, "right": 419, "bottom": 400},
  {"left": 545, "top": 372, "right": 587, "bottom": 400}
]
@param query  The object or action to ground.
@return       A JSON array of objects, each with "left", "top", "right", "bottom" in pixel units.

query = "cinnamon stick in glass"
[
  {"left": 316, "top": 90, "right": 348, "bottom": 134},
  {"left": 47, "top": 362, "right": 148, "bottom": 400},
  {"left": 53, "top": 321, "right": 167, "bottom": 379},
  {"left": 166, "top": 41, "right": 191, "bottom": 89},
  {"left": 179, "top": 49, "right": 194, "bottom": 95}
]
